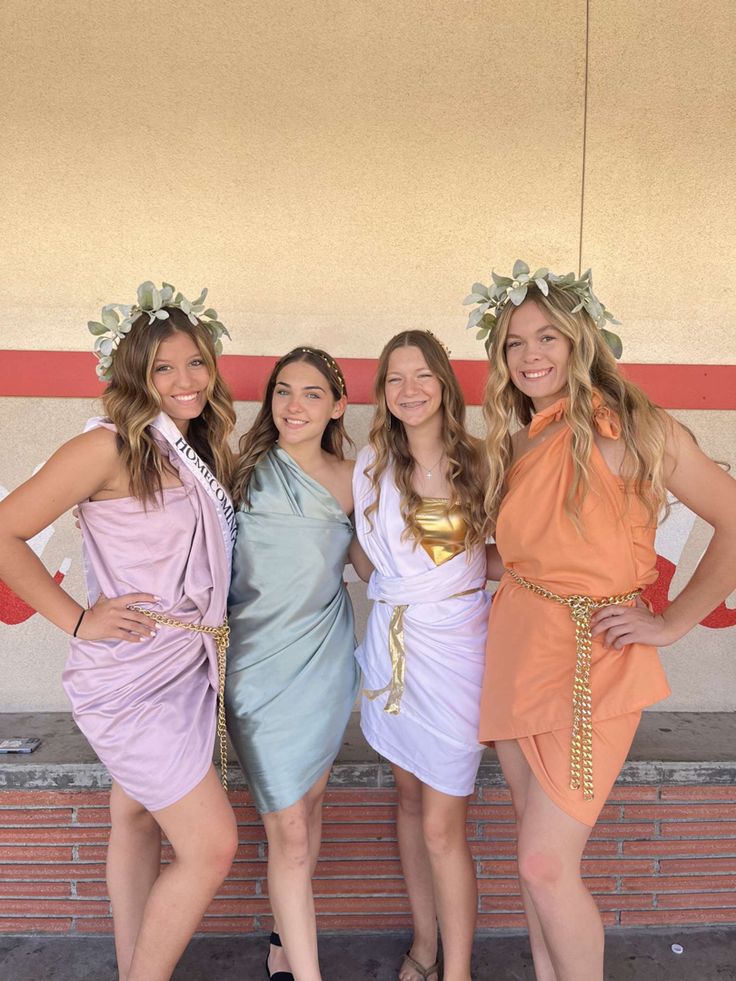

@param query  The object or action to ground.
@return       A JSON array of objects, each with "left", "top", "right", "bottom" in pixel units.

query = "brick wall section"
[{"left": 1, "top": 784, "right": 736, "bottom": 935}]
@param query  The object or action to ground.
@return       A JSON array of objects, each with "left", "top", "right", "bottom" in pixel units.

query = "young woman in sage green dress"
[{"left": 226, "top": 347, "right": 370, "bottom": 981}]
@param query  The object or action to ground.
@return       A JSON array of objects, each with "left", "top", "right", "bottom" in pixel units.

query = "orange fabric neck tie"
[{"left": 528, "top": 391, "right": 621, "bottom": 440}]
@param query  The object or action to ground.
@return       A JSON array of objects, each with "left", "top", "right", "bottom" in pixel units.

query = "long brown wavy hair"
[
  {"left": 231, "top": 347, "right": 352, "bottom": 508},
  {"left": 483, "top": 284, "right": 670, "bottom": 530},
  {"left": 102, "top": 307, "right": 236, "bottom": 505},
  {"left": 364, "top": 330, "right": 487, "bottom": 550}
]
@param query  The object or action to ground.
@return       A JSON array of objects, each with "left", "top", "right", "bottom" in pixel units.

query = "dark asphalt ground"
[{"left": 0, "top": 928, "right": 734, "bottom": 980}]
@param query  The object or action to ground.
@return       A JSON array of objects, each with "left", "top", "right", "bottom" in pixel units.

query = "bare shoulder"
[
  {"left": 76, "top": 425, "right": 119, "bottom": 456},
  {"left": 0, "top": 426, "right": 123, "bottom": 538},
  {"left": 319, "top": 455, "right": 355, "bottom": 516},
  {"left": 662, "top": 413, "right": 706, "bottom": 478},
  {"left": 39, "top": 426, "right": 119, "bottom": 472},
  {"left": 663, "top": 412, "right": 736, "bottom": 525},
  {"left": 333, "top": 456, "right": 356, "bottom": 491},
  {"left": 325, "top": 455, "right": 354, "bottom": 476}
]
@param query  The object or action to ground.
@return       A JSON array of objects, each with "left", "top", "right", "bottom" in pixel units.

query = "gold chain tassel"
[
  {"left": 131, "top": 607, "right": 230, "bottom": 792},
  {"left": 506, "top": 570, "right": 640, "bottom": 801}
]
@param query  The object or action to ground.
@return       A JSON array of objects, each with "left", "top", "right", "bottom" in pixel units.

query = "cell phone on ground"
[{"left": 0, "top": 738, "right": 42, "bottom": 753}]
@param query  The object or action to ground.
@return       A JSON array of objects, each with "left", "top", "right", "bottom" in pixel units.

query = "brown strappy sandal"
[{"left": 400, "top": 950, "right": 440, "bottom": 980}]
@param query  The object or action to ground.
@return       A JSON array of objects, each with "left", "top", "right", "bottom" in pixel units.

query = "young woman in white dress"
[{"left": 353, "top": 331, "right": 500, "bottom": 981}]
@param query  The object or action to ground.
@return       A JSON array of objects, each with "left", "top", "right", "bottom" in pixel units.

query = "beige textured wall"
[
  {"left": 583, "top": 1, "right": 736, "bottom": 363},
  {"left": 3, "top": 1, "right": 734, "bottom": 360},
  {"left": 3, "top": 0, "right": 588, "bottom": 356},
  {"left": 1, "top": 0, "right": 735, "bottom": 711}
]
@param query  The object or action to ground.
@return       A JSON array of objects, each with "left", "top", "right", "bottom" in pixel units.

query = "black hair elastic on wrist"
[{"left": 72, "top": 609, "right": 87, "bottom": 638}]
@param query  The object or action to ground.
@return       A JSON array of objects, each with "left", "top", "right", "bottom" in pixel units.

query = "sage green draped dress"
[{"left": 226, "top": 446, "right": 359, "bottom": 814}]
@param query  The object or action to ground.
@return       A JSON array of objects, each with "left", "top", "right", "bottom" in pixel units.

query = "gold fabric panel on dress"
[{"left": 416, "top": 498, "right": 467, "bottom": 566}]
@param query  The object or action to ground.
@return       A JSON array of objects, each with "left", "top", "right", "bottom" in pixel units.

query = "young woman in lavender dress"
[{"left": 0, "top": 283, "right": 238, "bottom": 981}]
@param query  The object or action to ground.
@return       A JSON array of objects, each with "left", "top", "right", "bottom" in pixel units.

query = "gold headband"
[{"left": 292, "top": 347, "right": 346, "bottom": 396}]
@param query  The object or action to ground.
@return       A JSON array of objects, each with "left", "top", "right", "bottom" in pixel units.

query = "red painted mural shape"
[
  {"left": 0, "top": 569, "right": 68, "bottom": 625},
  {"left": 642, "top": 555, "right": 736, "bottom": 629},
  {"left": 0, "top": 482, "right": 72, "bottom": 625}
]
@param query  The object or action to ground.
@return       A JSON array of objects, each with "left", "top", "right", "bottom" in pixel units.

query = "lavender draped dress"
[{"left": 62, "top": 422, "right": 229, "bottom": 811}]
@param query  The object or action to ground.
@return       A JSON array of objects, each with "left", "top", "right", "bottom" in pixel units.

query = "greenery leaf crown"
[
  {"left": 463, "top": 260, "right": 623, "bottom": 359},
  {"left": 88, "top": 280, "right": 231, "bottom": 381}
]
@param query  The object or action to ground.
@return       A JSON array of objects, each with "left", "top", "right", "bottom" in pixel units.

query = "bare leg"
[
  {"left": 495, "top": 741, "right": 556, "bottom": 981},
  {"left": 263, "top": 769, "right": 331, "bottom": 981},
  {"left": 305, "top": 774, "right": 328, "bottom": 877},
  {"left": 125, "top": 767, "right": 238, "bottom": 981},
  {"left": 518, "top": 780, "right": 601, "bottom": 980},
  {"left": 107, "top": 780, "right": 162, "bottom": 980},
  {"left": 421, "top": 786, "right": 475, "bottom": 981},
  {"left": 498, "top": 740, "right": 602, "bottom": 981},
  {"left": 393, "top": 765, "right": 438, "bottom": 981}
]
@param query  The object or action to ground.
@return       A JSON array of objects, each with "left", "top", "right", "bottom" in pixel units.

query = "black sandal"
[{"left": 265, "top": 931, "right": 295, "bottom": 980}]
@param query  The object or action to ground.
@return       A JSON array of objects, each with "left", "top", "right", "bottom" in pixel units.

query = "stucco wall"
[{"left": 3, "top": 0, "right": 734, "bottom": 360}]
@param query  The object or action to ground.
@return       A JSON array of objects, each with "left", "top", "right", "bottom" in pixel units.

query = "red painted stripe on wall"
[{"left": 1, "top": 351, "right": 735, "bottom": 409}]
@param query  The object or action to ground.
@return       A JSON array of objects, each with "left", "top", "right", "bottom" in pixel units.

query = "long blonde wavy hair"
[
  {"left": 483, "top": 285, "right": 669, "bottom": 530},
  {"left": 231, "top": 347, "right": 352, "bottom": 508},
  {"left": 364, "top": 330, "right": 487, "bottom": 550},
  {"left": 102, "top": 308, "right": 236, "bottom": 505}
]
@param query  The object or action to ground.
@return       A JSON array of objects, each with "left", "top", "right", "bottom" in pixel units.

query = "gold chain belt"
[
  {"left": 131, "top": 607, "right": 230, "bottom": 792},
  {"left": 506, "top": 569, "right": 641, "bottom": 801},
  {"left": 362, "top": 587, "right": 483, "bottom": 716}
]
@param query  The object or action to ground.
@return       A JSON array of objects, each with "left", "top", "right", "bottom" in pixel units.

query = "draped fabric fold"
[
  {"left": 226, "top": 447, "right": 359, "bottom": 814},
  {"left": 63, "top": 417, "right": 230, "bottom": 811}
]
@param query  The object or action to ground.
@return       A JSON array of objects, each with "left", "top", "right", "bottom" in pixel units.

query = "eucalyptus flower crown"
[
  {"left": 88, "top": 280, "right": 231, "bottom": 381},
  {"left": 464, "top": 260, "right": 622, "bottom": 358}
]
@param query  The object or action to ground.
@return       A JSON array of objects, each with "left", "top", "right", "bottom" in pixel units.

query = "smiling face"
[
  {"left": 384, "top": 345, "right": 443, "bottom": 432},
  {"left": 271, "top": 359, "right": 346, "bottom": 449},
  {"left": 150, "top": 330, "right": 210, "bottom": 434},
  {"left": 504, "top": 299, "right": 572, "bottom": 412}
]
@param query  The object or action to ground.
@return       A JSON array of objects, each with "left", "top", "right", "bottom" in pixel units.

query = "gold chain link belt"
[
  {"left": 131, "top": 607, "right": 230, "bottom": 792},
  {"left": 362, "top": 587, "right": 483, "bottom": 716},
  {"left": 506, "top": 569, "right": 641, "bottom": 801}
]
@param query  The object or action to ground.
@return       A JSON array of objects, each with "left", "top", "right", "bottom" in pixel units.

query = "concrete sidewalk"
[{"left": 1, "top": 929, "right": 734, "bottom": 980}]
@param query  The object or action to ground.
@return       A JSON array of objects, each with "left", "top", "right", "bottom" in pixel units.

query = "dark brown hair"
[{"left": 231, "top": 347, "right": 352, "bottom": 508}]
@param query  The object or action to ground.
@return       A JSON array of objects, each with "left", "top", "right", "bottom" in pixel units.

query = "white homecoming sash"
[
  {"left": 148, "top": 412, "right": 236, "bottom": 562},
  {"left": 84, "top": 414, "right": 237, "bottom": 563}
]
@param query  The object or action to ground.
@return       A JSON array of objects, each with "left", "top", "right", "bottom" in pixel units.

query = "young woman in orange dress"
[{"left": 465, "top": 262, "right": 736, "bottom": 981}]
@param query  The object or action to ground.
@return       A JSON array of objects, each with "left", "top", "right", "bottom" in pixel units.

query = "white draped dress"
[{"left": 353, "top": 447, "right": 490, "bottom": 796}]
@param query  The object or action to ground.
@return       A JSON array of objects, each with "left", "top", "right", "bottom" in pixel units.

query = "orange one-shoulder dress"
[{"left": 478, "top": 395, "right": 671, "bottom": 825}]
